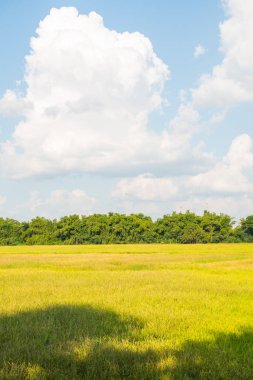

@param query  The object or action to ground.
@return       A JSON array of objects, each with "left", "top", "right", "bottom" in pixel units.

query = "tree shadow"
[
  {"left": 1, "top": 306, "right": 253, "bottom": 379},
  {"left": 171, "top": 328, "right": 253, "bottom": 380},
  {"left": 0, "top": 305, "right": 164, "bottom": 379}
]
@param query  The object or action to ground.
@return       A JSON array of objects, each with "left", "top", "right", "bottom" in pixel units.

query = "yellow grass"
[{"left": 1, "top": 244, "right": 253, "bottom": 379}]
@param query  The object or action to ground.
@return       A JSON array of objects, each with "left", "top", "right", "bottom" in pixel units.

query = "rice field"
[{"left": 1, "top": 244, "right": 253, "bottom": 379}]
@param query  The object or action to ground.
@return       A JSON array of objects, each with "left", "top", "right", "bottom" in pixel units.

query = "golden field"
[{"left": 1, "top": 244, "right": 253, "bottom": 379}]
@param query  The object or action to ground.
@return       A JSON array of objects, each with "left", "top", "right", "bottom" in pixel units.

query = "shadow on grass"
[
  {"left": 1, "top": 305, "right": 253, "bottom": 379},
  {"left": 171, "top": 329, "right": 253, "bottom": 380},
  {"left": 0, "top": 305, "right": 162, "bottom": 379}
]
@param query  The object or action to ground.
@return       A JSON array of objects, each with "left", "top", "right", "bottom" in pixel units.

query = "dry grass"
[{"left": 1, "top": 244, "right": 253, "bottom": 379}]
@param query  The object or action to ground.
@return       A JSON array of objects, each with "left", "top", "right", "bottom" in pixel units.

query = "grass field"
[{"left": 1, "top": 244, "right": 253, "bottom": 379}]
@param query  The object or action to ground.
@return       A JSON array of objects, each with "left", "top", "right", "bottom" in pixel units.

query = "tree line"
[{"left": 0, "top": 211, "right": 253, "bottom": 245}]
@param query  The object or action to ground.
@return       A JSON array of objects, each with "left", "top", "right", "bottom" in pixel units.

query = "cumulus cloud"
[
  {"left": 113, "top": 134, "right": 253, "bottom": 206},
  {"left": 1, "top": 2, "right": 253, "bottom": 220},
  {"left": 1, "top": 3, "right": 241, "bottom": 181},
  {"left": 0, "top": 7, "right": 171, "bottom": 178},
  {"left": 194, "top": 44, "right": 206, "bottom": 59},
  {"left": 0, "top": 90, "right": 31, "bottom": 117},
  {"left": 28, "top": 189, "right": 95, "bottom": 218},
  {"left": 192, "top": 0, "right": 253, "bottom": 108},
  {"left": 188, "top": 134, "right": 253, "bottom": 193},
  {"left": 151, "top": 103, "right": 212, "bottom": 172},
  {"left": 112, "top": 174, "right": 179, "bottom": 201}
]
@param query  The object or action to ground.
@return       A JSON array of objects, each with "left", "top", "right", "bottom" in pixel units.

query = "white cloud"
[
  {"left": 28, "top": 189, "right": 95, "bottom": 218},
  {"left": 194, "top": 44, "right": 206, "bottom": 59},
  {"left": 113, "top": 134, "right": 253, "bottom": 211},
  {"left": 188, "top": 134, "right": 253, "bottom": 193},
  {"left": 1, "top": 2, "right": 253, "bottom": 221},
  {"left": 192, "top": 0, "right": 253, "bottom": 108},
  {"left": 0, "top": 90, "right": 31, "bottom": 117},
  {"left": 0, "top": 7, "right": 171, "bottom": 178},
  {"left": 0, "top": 4, "right": 233, "bottom": 182},
  {"left": 112, "top": 174, "right": 179, "bottom": 201},
  {"left": 157, "top": 103, "right": 208, "bottom": 166}
]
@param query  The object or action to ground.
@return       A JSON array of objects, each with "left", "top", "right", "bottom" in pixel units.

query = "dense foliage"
[{"left": 0, "top": 211, "right": 252, "bottom": 245}]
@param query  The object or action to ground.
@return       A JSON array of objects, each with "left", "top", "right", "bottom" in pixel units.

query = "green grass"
[{"left": 1, "top": 244, "right": 253, "bottom": 379}]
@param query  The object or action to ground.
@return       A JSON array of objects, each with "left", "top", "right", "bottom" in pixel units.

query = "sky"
[{"left": 0, "top": 0, "right": 253, "bottom": 221}]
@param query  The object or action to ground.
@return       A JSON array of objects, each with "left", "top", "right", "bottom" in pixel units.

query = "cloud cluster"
[
  {"left": 113, "top": 133, "right": 253, "bottom": 218},
  {"left": 28, "top": 189, "right": 95, "bottom": 218},
  {"left": 113, "top": 174, "right": 179, "bottom": 201},
  {"left": 113, "top": 0, "right": 253, "bottom": 218},
  {"left": 192, "top": 0, "right": 253, "bottom": 108},
  {"left": 0, "top": 7, "right": 170, "bottom": 178},
  {"left": 0, "top": 7, "right": 213, "bottom": 180},
  {"left": 1, "top": 1, "right": 253, "bottom": 219},
  {"left": 0, "top": 90, "right": 31, "bottom": 117}
]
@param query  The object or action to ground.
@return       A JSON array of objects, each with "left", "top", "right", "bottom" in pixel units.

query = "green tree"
[
  {"left": 22, "top": 217, "right": 58, "bottom": 245},
  {"left": 0, "top": 218, "right": 24, "bottom": 245},
  {"left": 56, "top": 215, "right": 83, "bottom": 244}
]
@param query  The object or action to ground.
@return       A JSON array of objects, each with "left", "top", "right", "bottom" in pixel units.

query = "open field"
[{"left": 1, "top": 244, "right": 253, "bottom": 379}]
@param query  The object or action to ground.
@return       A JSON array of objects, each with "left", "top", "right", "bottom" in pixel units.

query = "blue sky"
[{"left": 0, "top": 0, "right": 253, "bottom": 220}]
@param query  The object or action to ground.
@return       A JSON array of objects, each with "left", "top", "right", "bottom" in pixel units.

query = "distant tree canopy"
[{"left": 0, "top": 211, "right": 252, "bottom": 245}]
